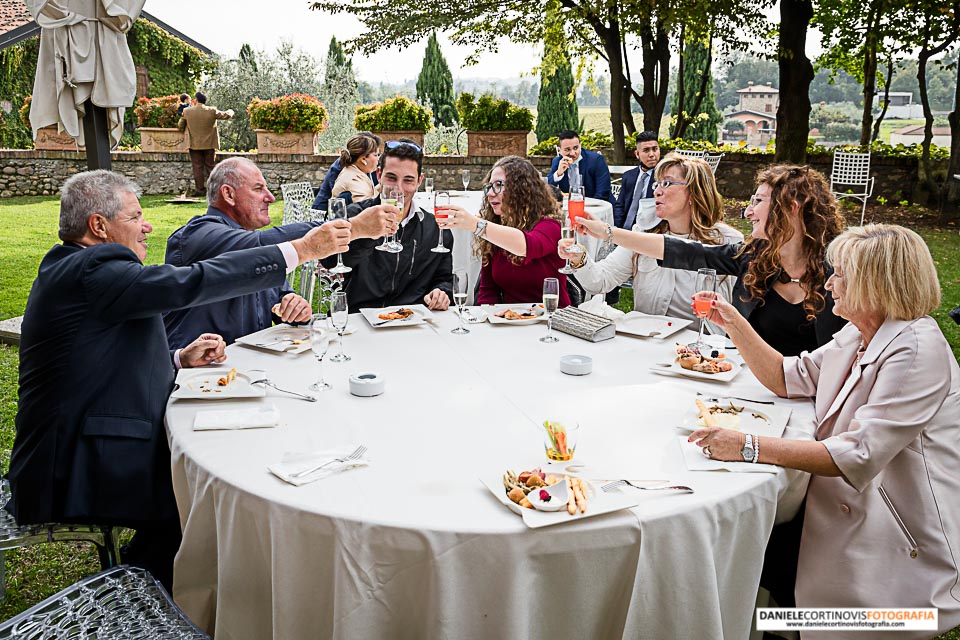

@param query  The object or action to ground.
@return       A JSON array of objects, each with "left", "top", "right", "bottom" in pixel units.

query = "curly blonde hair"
[
  {"left": 474, "top": 156, "right": 561, "bottom": 266},
  {"left": 739, "top": 165, "right": 845, "bottom": 321}
]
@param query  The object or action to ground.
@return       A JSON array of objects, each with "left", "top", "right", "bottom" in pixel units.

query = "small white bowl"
[
  {"left": 560, "top": 354, "right": 593, "bottom": 376},
  {"left": 526, "top": 479, "right": 570, "bottom": 512}
]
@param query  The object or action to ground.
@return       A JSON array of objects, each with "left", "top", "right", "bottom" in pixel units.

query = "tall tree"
[
  {"left": 320, "top": 37, "right": 361, "bottom": 151},
  {"left": 535, "top": 1, "right": 579, "bottom": 142},
  {"left": 775, "top": 0, "right": 815, "bottom": 163},
  {"left": 670, "top": 36, "right": 722, "bottom": 142},
  {"left": 416, "top": 32, "right": 459, "bottom": 127},
  {"left": 944, "top": 56, "right": 960, "bottom": 217}
]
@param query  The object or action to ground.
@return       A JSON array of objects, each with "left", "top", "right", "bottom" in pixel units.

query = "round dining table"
[
  {"left": 411, "top": 191, "right": 614, "bottom": 305},
  {"left": 166, "top": 311, "right": 814, "bottom": 639}
]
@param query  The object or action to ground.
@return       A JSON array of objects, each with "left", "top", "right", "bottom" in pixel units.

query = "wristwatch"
[
  {"left": 740, "top": 433, "right": 757, "bottom": 463},
  {"left": 474, "top": 219, "right": 488, "bottom": 238}
]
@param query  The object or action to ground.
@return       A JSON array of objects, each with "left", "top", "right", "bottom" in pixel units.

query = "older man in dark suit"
[{"left": 8, "top": 170, "right": 350, "bottom": 589}]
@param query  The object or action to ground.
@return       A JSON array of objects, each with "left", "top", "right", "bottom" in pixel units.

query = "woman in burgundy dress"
[{"left": 439, "top": 155, "right": 570, "bottom": 306}]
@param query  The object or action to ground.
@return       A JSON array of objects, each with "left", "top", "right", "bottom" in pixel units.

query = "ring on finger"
[{"left": 702, "top": 445, "right": 712, "bottom": 459}]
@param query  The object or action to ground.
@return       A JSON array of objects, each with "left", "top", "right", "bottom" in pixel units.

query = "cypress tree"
[
  {"left": 670, "top": 39, "right": 723, "bottom": 143},
  {"left": 416, "top": 32, "right": 458, "bottom": 127},
  {"left": 535, "top": 1, "right": 578, "bottom": 142}
]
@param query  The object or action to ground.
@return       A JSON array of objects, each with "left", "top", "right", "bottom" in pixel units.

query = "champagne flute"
[
  {"left": 540, "top": 277, "right": 560, "bottom": 343},
  {"left": 329, "top": 291, "right": 351, "bottom": 362},
  {"left": 688, "top": 268, "right": 717, "bottom": 352},
  {"left": 308, "top": 314, "right": 332, "bottom": 391},
  {"left": 425, "top": 177, "right": 434, "bottom": 193},
  {"left": 431, "top": 191, "right": 451, "bottom": 253},
  {"left": 451, "top": 271, "right": 470, "bottom": 334},
  {"left": 328, "top": 198, "right": 352, "bottom": 274},
  {"left": 558, "top": 224, "right": 583, "bottom": 274},
  {"left": 461, "top": 169, "right": 470, "bottom": 192},
  {"left": 376, "top": 186, "right": 404, "bottom": 253},
  {"left": 568, "top": 186, "right": 585, "bottom": 228}
]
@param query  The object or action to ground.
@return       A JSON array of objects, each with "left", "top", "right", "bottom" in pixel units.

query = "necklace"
[{"left": 777, "top": 269, "right": 803, "bottom": 285}]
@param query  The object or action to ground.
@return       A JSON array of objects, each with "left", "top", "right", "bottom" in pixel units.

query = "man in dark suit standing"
[
  {"left": 546, "top": 130, "right": 614, "bottom": 203},
  {"left": 613, "top": 131, "right": 662, "bottom": 232},
  {"left": 8, "top": 170, "right": 350, "bottom": 589}
]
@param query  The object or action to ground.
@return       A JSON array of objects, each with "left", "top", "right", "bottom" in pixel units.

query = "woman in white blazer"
[{"left": 690, "top": 224, "right": 960, "bottom": 639}]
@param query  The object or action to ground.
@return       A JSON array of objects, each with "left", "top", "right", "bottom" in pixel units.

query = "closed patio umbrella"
[{"left": 26, "top": 0, "right": 145, "bottom": 164}]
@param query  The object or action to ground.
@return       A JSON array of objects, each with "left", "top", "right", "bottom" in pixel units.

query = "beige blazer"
[
  {"left": 784, "top": 317, "right": 960, "bottom": 639},
  {"left": 331, "top": 164, "right": 377, "bottom": 203},
  {"left": 178, "top": 104, "right": 233, "bottom": 150}
]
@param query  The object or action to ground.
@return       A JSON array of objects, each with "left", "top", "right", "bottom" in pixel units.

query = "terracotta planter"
[
  {"left": 255, "top": 129, "right": 318, "bottom": 155},
  {"left": 138, "top": 127, "right": 188, "bottom": 153},
  {"left": 371, "top": 130, "right": 426, "bottom": 149},
  {"left": 34, "top": 126, "right": 83, "bottom": 151},
  {"left": 466, "top": 130, "right": 528, "bottom": 157}
]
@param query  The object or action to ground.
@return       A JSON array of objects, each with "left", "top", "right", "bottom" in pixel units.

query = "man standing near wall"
[{"left": 178, "top": 92, "right": 233, "bottom": 197}]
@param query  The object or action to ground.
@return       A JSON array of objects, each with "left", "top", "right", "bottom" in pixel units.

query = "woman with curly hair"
[
  {"left": 576, "top": 164, "right": 847, "bottom": 356},
  {"left": 331, "top": 132, "right": 382, "bottom": 203},
  {"left": 558, "top": 154, "right": 742, "bottom": 321},
  {"left": 439, "top": 155, "right": 570, "bottom": 306}
]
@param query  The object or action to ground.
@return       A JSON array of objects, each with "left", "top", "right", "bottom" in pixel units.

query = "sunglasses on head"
[{"left": 385, "top": 140, "right": 423, "bottom": 153}]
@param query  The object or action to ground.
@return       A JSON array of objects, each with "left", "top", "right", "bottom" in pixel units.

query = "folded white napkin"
[
  {"left": 578, "top": 294, "right": 625, "bottom": 320},
  {"left": 678, "top": 437, "right": 779, "bottom": 473},
  {"left": 193, "top": 404, "right": 280, "bottom": 431},
  {"left": 268, "top": 446, "right": 369, "bottom": 486}
]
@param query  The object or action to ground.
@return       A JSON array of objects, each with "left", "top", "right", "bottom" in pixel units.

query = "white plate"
[
  {"left": 457, "top": 306, "right": 488, "bottom": 324},
  {"left": 171, "top": 368, "right": 266, "bottom": 400},
  {"left": 615, "top": 311, "right": 691, "bottom": 339},
  {"left": 649, "top": 358, "right": 742, "bottom": 383},
  {"left": 484, "top": 304, "right": 546, "bottom": 325},
  {"left": 360, "top": 304, "right": 434, "bottom": 328},
  {"left": 676, "top": 398, "right": 792, "bottom": 438},
  {"left": 235, "top": 324, "right": 314, "bottom": 354},
  {"left": 479, "top": 473, "right": 642, "bottom": 528}
]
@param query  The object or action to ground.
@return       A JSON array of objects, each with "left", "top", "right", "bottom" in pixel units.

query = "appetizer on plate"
[
  {"left": 502, "top": 469, "right": 588, "bottom": 515},
  {"left": 378, "top": 307, "right": 415, "bottom": 321},
  {"left": 495, "top": 308, "right": 539, "bottom": 321},
  {"left": 217, "top": 368, "right": 238, "bottom": 387},
  {"left": 675, "top": 343, "right": 733, "bottom": 375}
]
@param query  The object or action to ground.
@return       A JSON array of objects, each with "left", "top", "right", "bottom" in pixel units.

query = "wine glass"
[
  {"left": 540, "top": 277, "right": 560, "bottom": 343},
  {"left": 376, "top": 186, "right": 404, "bottom": 253},
  {"left": 558, "top": 224, "right": 583, "bottom": 274},
  {"left": 425, "top": 177, "right": 434, "bottom": 193},
  {"left": 308, "top": 315, "right": 332, "bottom": 391},
  {"left": 329, "top": 291, "right": 351, "bottom": 362},
  {"left": 688, "top": 269, "right": 718, "bottom": 352},
  {"left": 431, "top": 191, "right": 451, "bottom": 254},
  {"left": 451, "top": 271, "right": 470, "bottom": 335},
  {"left": 328, "top": 198, "right": 352, "bottom": 274},
  {"left": 461, "top": 169, "right": 470, "bottom": 192},
  {"left": 568, "top": 186, "right": 585, "bottom": 228}
]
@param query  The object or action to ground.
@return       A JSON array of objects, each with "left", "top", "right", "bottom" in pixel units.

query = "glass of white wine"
[
  {"left": 328, "top": 198, "right": 352, "bottom": 274},
  {"left": 461, "top": 169, "right": 470, "bottom": 192},
  {"left": 329, "top": 292, "right": 351, "bottom": 362},
  {"left": 558, "top": 224, "right": 583, "bottom": 274},
  {"left": 425, "top": 177, "right": 434, "bottom": 193},
  {"left": 451, "top": 271, "right": 470, "bottom": 335},
  {"left": 540, "top": 277, "right": 560, "bottom": 343},
  {"left": 376, "top": 186, "right": 404, "bottom": 253},
  {"left": 308, "top": 314, "right": 332, "bottom": 391}
]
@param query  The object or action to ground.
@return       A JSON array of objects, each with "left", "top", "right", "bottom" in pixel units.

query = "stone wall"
[{"left": 0, "top": 148, "right": 931, "bottom": 203}]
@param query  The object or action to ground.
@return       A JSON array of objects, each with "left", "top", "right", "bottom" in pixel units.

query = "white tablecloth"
[
  {"left": 167, "top": 314, "right": 814, "bottom": 639},
  {"left": 412, "top": 191, "right": 614, "bottom": 304}
]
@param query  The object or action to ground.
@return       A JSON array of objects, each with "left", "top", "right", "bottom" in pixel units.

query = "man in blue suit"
[
  {"left": 9, "top": 170, "right": 350, "bottom": 589},
  {"left": 546, "top": 130, "right": 613, "bottom": 203},
  {"left": 613, "top": 131, "right": 661, "bottom": 231}
]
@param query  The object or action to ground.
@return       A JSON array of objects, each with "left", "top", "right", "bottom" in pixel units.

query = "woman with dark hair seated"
[
  {"left": 331, "top": 132, "right": 382, "bottom": 203},
  {"left": 575, "top": 164, "right": 846, "bottom": 356},
  {"left": 689, "top": 224, "right": 960, "bottom": 637},
  {"left": 439, "top": 155, "right": 570, "bottom": 306}
]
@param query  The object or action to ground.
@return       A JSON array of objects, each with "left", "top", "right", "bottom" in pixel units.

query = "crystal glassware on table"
[
  {"left": 329, "top": 292, "right": 351, "bottom": 362},
  {"left": 540, "top": 277, "right": 560, "bottom": 343},
  {"left": 461, "top": 169, "right": 470, "bottom": 192},
  {"left": 424, "top": 177, "right": 434, "bottom": 193},
  {"left": 558, "top": 224, "right": 583, "bottom": 274},
  {"left": 431, "top": 191, "right": 451, "bottom": 254},
  {"left": 567, "top": 186, "right": 585, "bottom": 228},
  {"left": 328, "top": 197, "right": 352, "bottom": 274},
  {"left": 451, "top": 270, "right": 470, "bottom": 335},
  {"left": 376, "top": 186, "right": 404, "bottom": 253},
  {"left": 308, "top": 314, "right": 332, "bottom": 391},
  {"left": 542, "top": 419, "right": 579, "bottom": 461},
  {"left": 688, "top": 268, "right": 717, "bottom": 352}
]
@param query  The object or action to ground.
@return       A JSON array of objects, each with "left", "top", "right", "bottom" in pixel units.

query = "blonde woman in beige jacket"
[{"left": 690, "top": 224, "right": 960, "bottom": 639}]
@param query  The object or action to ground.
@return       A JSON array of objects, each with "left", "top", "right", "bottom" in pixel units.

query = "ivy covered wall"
[{"left": 0, "top": 18, "right": 212, "bottom": 149}]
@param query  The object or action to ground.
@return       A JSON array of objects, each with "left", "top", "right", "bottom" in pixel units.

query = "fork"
[
  {"left": 696, "top": 391, "right": 775, "bottom": 405},
  {"left": 255, "top": 337, "right": 295, "bottom": 347},
  {"left": 601, "top": 479, "right": 694, "bottom": 494},
  {"left": 291, "top": 445, "right": 367, "bottom": 479},
  {"left": 250, "top": 378, "right": 317, "bottom": 402}
]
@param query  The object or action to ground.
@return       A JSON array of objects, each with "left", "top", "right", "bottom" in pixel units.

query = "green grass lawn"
[{"left": 0, "top": 195, "right": 957, "bottom": 638}]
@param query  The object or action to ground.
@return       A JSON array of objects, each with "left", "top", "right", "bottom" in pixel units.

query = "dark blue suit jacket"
[
  {"left": 546, "top": 148, "right": 613, "bottom": 204},
  {"left": 312, "top": 159, "right": 378, "bottom": 213},
  {"left": 612, "top": 166, "right": 655, "bottom": 229},
  {"left": 164, "top": 207, "right": 322, "bottom": 349},
  {"left": 9, "top": 241, "right": 287, "bottom": 526}
]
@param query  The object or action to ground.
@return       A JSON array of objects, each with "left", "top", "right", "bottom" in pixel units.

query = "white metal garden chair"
[
  {"left": 672, "top": 149, "right": 705, "bottom": 159},
  {"left": 280, "top": 182, "right": 316, "bottom": 226},
  {"left": 703, "top": 153, "right": 724, "bottom": 173},
  {"left": 830, "top": 150, "right": 874, "bottom": 224},
  {"left": 290, "top": 208, "right": 337, "bottom": 305},
  {"left": 611, "top": 178, "right": 622, "bottom": 199}
]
